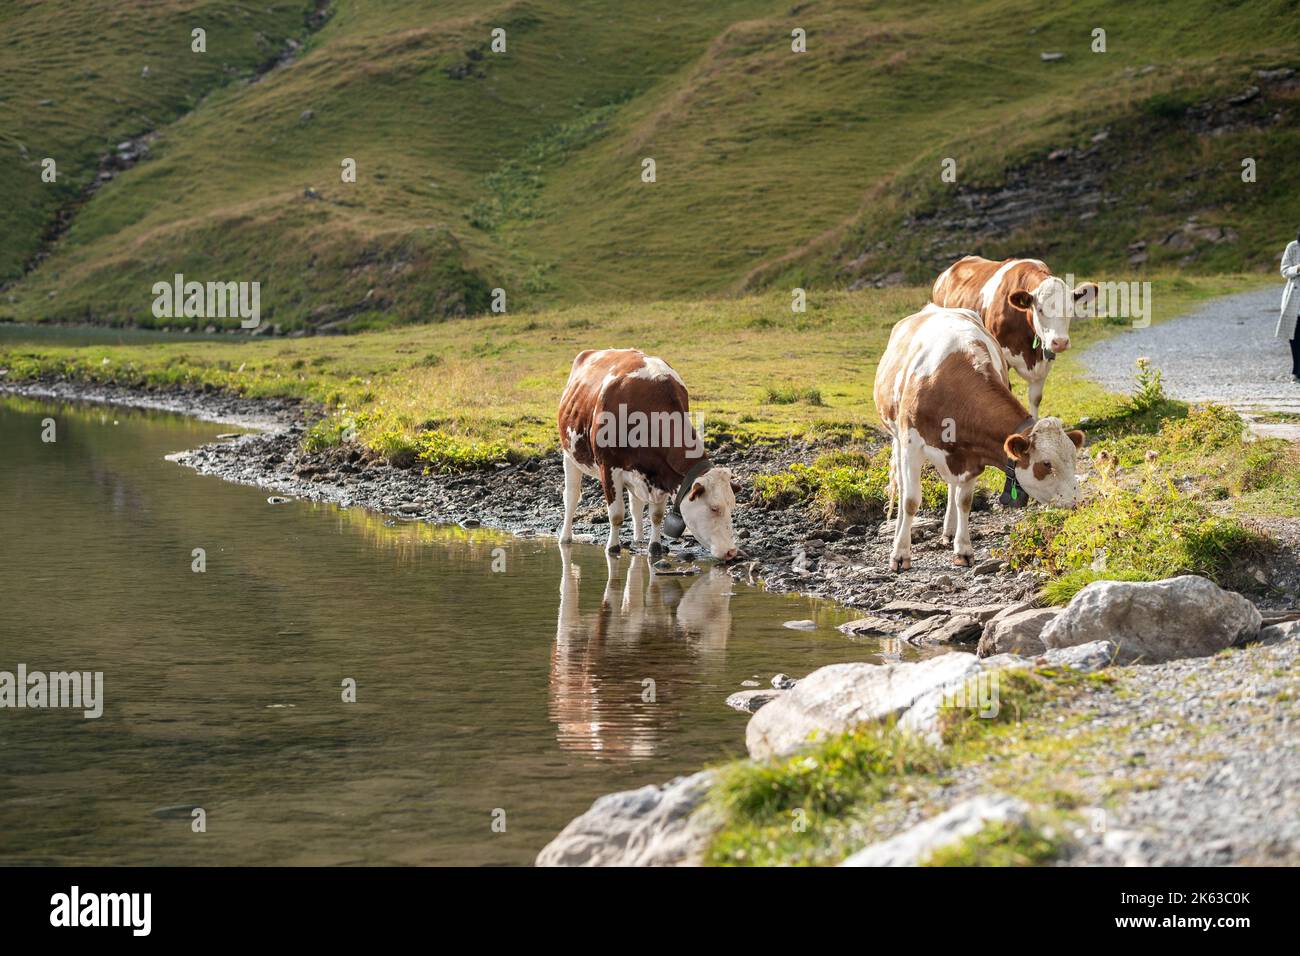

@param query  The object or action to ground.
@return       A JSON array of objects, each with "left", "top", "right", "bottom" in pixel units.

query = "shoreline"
[{"left": 0, "top": 376, "right": 1043, "bottom": 616}]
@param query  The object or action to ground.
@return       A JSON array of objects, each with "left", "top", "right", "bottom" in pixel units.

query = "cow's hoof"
[
  {"left": 649, "top": 542, "right": 664, "bottom": 557},
  {"left": 889, "top": 557, "right": 911, "bottom": 573},
  {"left": 952, "top": 554, "right": 973, "bottom": 568},
  {"left": 606, "top": 543, "right": 621, "bottom": 554},
  {"left": 941, "top": 535, "right": 953, "bottom": 547}
]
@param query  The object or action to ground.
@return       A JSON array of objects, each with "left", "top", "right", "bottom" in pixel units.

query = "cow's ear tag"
[{"left": 1032, "top": 336, "right": 1040, "bottom": 349}]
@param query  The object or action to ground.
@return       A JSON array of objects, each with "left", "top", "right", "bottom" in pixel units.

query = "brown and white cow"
[
  {"left": 557, "top": 348, "right": 740, "bottom": 559},
  {"left": 932, "top": 256, "right": 1097, "bottom": 418},
  {"left": 874, "top": 305, "right": 1085, "bottom": 570}
]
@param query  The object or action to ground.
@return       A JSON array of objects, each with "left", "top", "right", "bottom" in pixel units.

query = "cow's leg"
[
  {"left": 1027, "top": 378, "right": 1045, "bottom": 420},
  {"left": 559, "top": 453, "right": 582, "bottom": 544},
  {"left": 628, "top": 489, "right": 647, "bottom": 544},
  {"left": 890, "top": 436, "right": 923, "bottom": 572},
  {"left": 647, "top": 491, "right": 668, "bottom": 556},
  {"left": 603, "top": 467, "right": 625, "bottom": 554},
  {"left": 941, "top": 484, "right": 959, "bottom": 546},
  {"left": 951, "top": 477, "right": 977, "bottom": 566},
  {"left": 600, "top": 547, "right": 620, "bottom": 609}
]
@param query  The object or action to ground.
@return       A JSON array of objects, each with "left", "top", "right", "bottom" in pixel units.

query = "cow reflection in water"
[{"left": 550, "top": 543, "right": 734, "bottom": 760}]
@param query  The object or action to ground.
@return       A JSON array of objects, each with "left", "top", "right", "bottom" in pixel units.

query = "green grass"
[
  {"left": 1, "top": 1, "right": 1296, "bottom": 329},
  {"left": 921, "top": 818, "right": 1064, "bottom": 867},
  {"left": 761, "top": 384, "right": 823, "bottom": 406},
  {"left": 1002, "top": 397, "right": 1276, "bottom": 605},
  {"left": 753, "top": 447, "right": 945, "bottom": 524},
  {"left": 705, "top": 669, "right": 1078, "bottom": 866}
]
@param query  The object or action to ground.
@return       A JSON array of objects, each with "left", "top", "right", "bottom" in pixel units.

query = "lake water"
[
  {"left": 0, "top": 394, "right": 916, "bottom": 865},
  {"left": 0, "top": 322, "right": 239, "bottom": 348}
]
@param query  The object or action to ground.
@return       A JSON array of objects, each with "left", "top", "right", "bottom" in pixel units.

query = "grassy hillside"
[
  {"left": 2, "top": 0, "right": 1297, "bottom": 330},
  {"left": 0, "top": 0, "right": 319, "bottom": 282}
]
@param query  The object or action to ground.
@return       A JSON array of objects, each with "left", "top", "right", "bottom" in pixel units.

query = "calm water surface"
[
  {"left": 0, "top": 394, "right": 916, "bottom": 865},
  {"left": 0, "top": 323, "right": 237, "bottom": 347}
]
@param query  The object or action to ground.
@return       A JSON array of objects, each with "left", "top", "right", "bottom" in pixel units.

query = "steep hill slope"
[
  {"left": 0, "top": 0, "right": 320, "bottom": 281},
  {"left": 2, "top": 0, "right": 1298, "bottom": 330}
]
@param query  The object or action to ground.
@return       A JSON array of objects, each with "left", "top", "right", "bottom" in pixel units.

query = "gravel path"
[{"left": 1082, "top": 287, "right": 1300, "bottom": 429}]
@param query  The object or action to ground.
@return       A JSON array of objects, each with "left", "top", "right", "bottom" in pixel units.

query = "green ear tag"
[
  {"left": 1033, "top": 336, "right": 1040, "bottom": 349},
  {"left": 1011, "top": 486, "right": 1019, "bottom": 501}
]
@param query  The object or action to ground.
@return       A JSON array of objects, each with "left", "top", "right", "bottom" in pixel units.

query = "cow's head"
[
  {"left": 1007, "top": 278, "right": 1098, "bottom": 355},
  {"left": 1004, "top": 417, "right": 1086, "bottom": 507},
  {"left": 680, "top": 466, "right": 741, "bottom": 560}
]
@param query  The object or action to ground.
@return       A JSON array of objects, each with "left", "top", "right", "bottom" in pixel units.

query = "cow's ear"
[
  {"left": 1007, "top": 290, "right": 1034, "bottom": 311},
  {"left": 1072, "top": 282, "right": 1099, "bottom": 316},
  {"left": 1004, "top": 432, "right": 1032, "bottom": 464},
  {"left": 688, "top": 481, "right": 706, "bottom": 501},
  {"left": 1066, "top": 429, "right": 1086, "bottom": 449},
  {"left": 729, "top": 479, "right": 742, "bottom": 495}
]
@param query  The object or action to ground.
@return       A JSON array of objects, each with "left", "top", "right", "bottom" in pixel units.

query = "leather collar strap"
[
  {"left": 999, "top": 416, "right": 1037, "bottom": 508},
  {"left": 663, "top": 457, "right": 713, "bottom": 539}
]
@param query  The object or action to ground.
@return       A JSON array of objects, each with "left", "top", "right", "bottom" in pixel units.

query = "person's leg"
[{"left": 1290, "top": 336, "right": 1300, "bottom": 377}]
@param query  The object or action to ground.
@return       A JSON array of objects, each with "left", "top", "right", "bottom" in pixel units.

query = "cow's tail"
[{"left": 886, "top": 433, "right": 899, "bottom": 524}]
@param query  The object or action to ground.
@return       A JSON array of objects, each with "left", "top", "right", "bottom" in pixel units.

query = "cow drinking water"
[
  {"left": 557, "top": 348, "right": 740, "bottom": 559},
  {"left": 932, "top": 256, "right": 1097, "bottom": 418},
  {"left": 873, "top": 306, "right": 1085, "bottom": 571}
]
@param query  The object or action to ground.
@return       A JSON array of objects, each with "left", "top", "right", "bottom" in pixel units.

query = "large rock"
[
  {"left": 978, "top": 608, "right": 1060, "bottom": 657},
  {"left": 977, "top": 640, "right": 1116, "bottom": 675},
  {"left": 1040, "top": 575, "right": 1260, "bottom": 663},
  {"left": 840, "top": 794, "right": 1031, "bottom": 866},
  {"left": 900, "top": 613, "right": 981, "bottom": 645},
  {"left": 745, "top": 653, "right": 982, "bottom": 760},
  {"left": 1256, "top": 620, "right": 1300, "bottom": 646},
  {"left": 535, "top": 770, "right": 718, "bottom": 866}
]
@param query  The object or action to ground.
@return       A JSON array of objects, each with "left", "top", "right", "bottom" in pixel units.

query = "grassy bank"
[
  {"left": 1004, "top": 392, "right": 1287, "bottom": 603},
  {"left": 706, "top": 667, "right": 1110, "bottom": 866}
]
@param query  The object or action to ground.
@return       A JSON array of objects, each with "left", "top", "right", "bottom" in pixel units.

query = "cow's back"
[
  {"left": 874, "top": 306, "right": 1008, "bottom": 438},
  {"left": 558, "top": 348, "right": 690, "bottom": 473},
  {"left": 934, "top": 256, "right": 1052, "bottom": 318},
  {"left": 932, "top": 256, "right": 1002, "bottom": 313}
]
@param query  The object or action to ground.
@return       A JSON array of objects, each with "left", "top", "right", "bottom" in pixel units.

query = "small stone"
[
  {"left": 783, "top": 619, "right": 817, "bottom": 630},
  {"left": 900, "top": 614, "right": 981, "bottom": 646},
  {"left": 725, "top": 689, "right": 783, "bottom": 713},
  {"left": 771, "top": 673, "right": 797, "bottom": 690},
  {"left": 877, "top": 600, "right": 949, "bottom": 619},
  {"left": 838, "top": 615, "right": 902, "bottom": 637}
]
